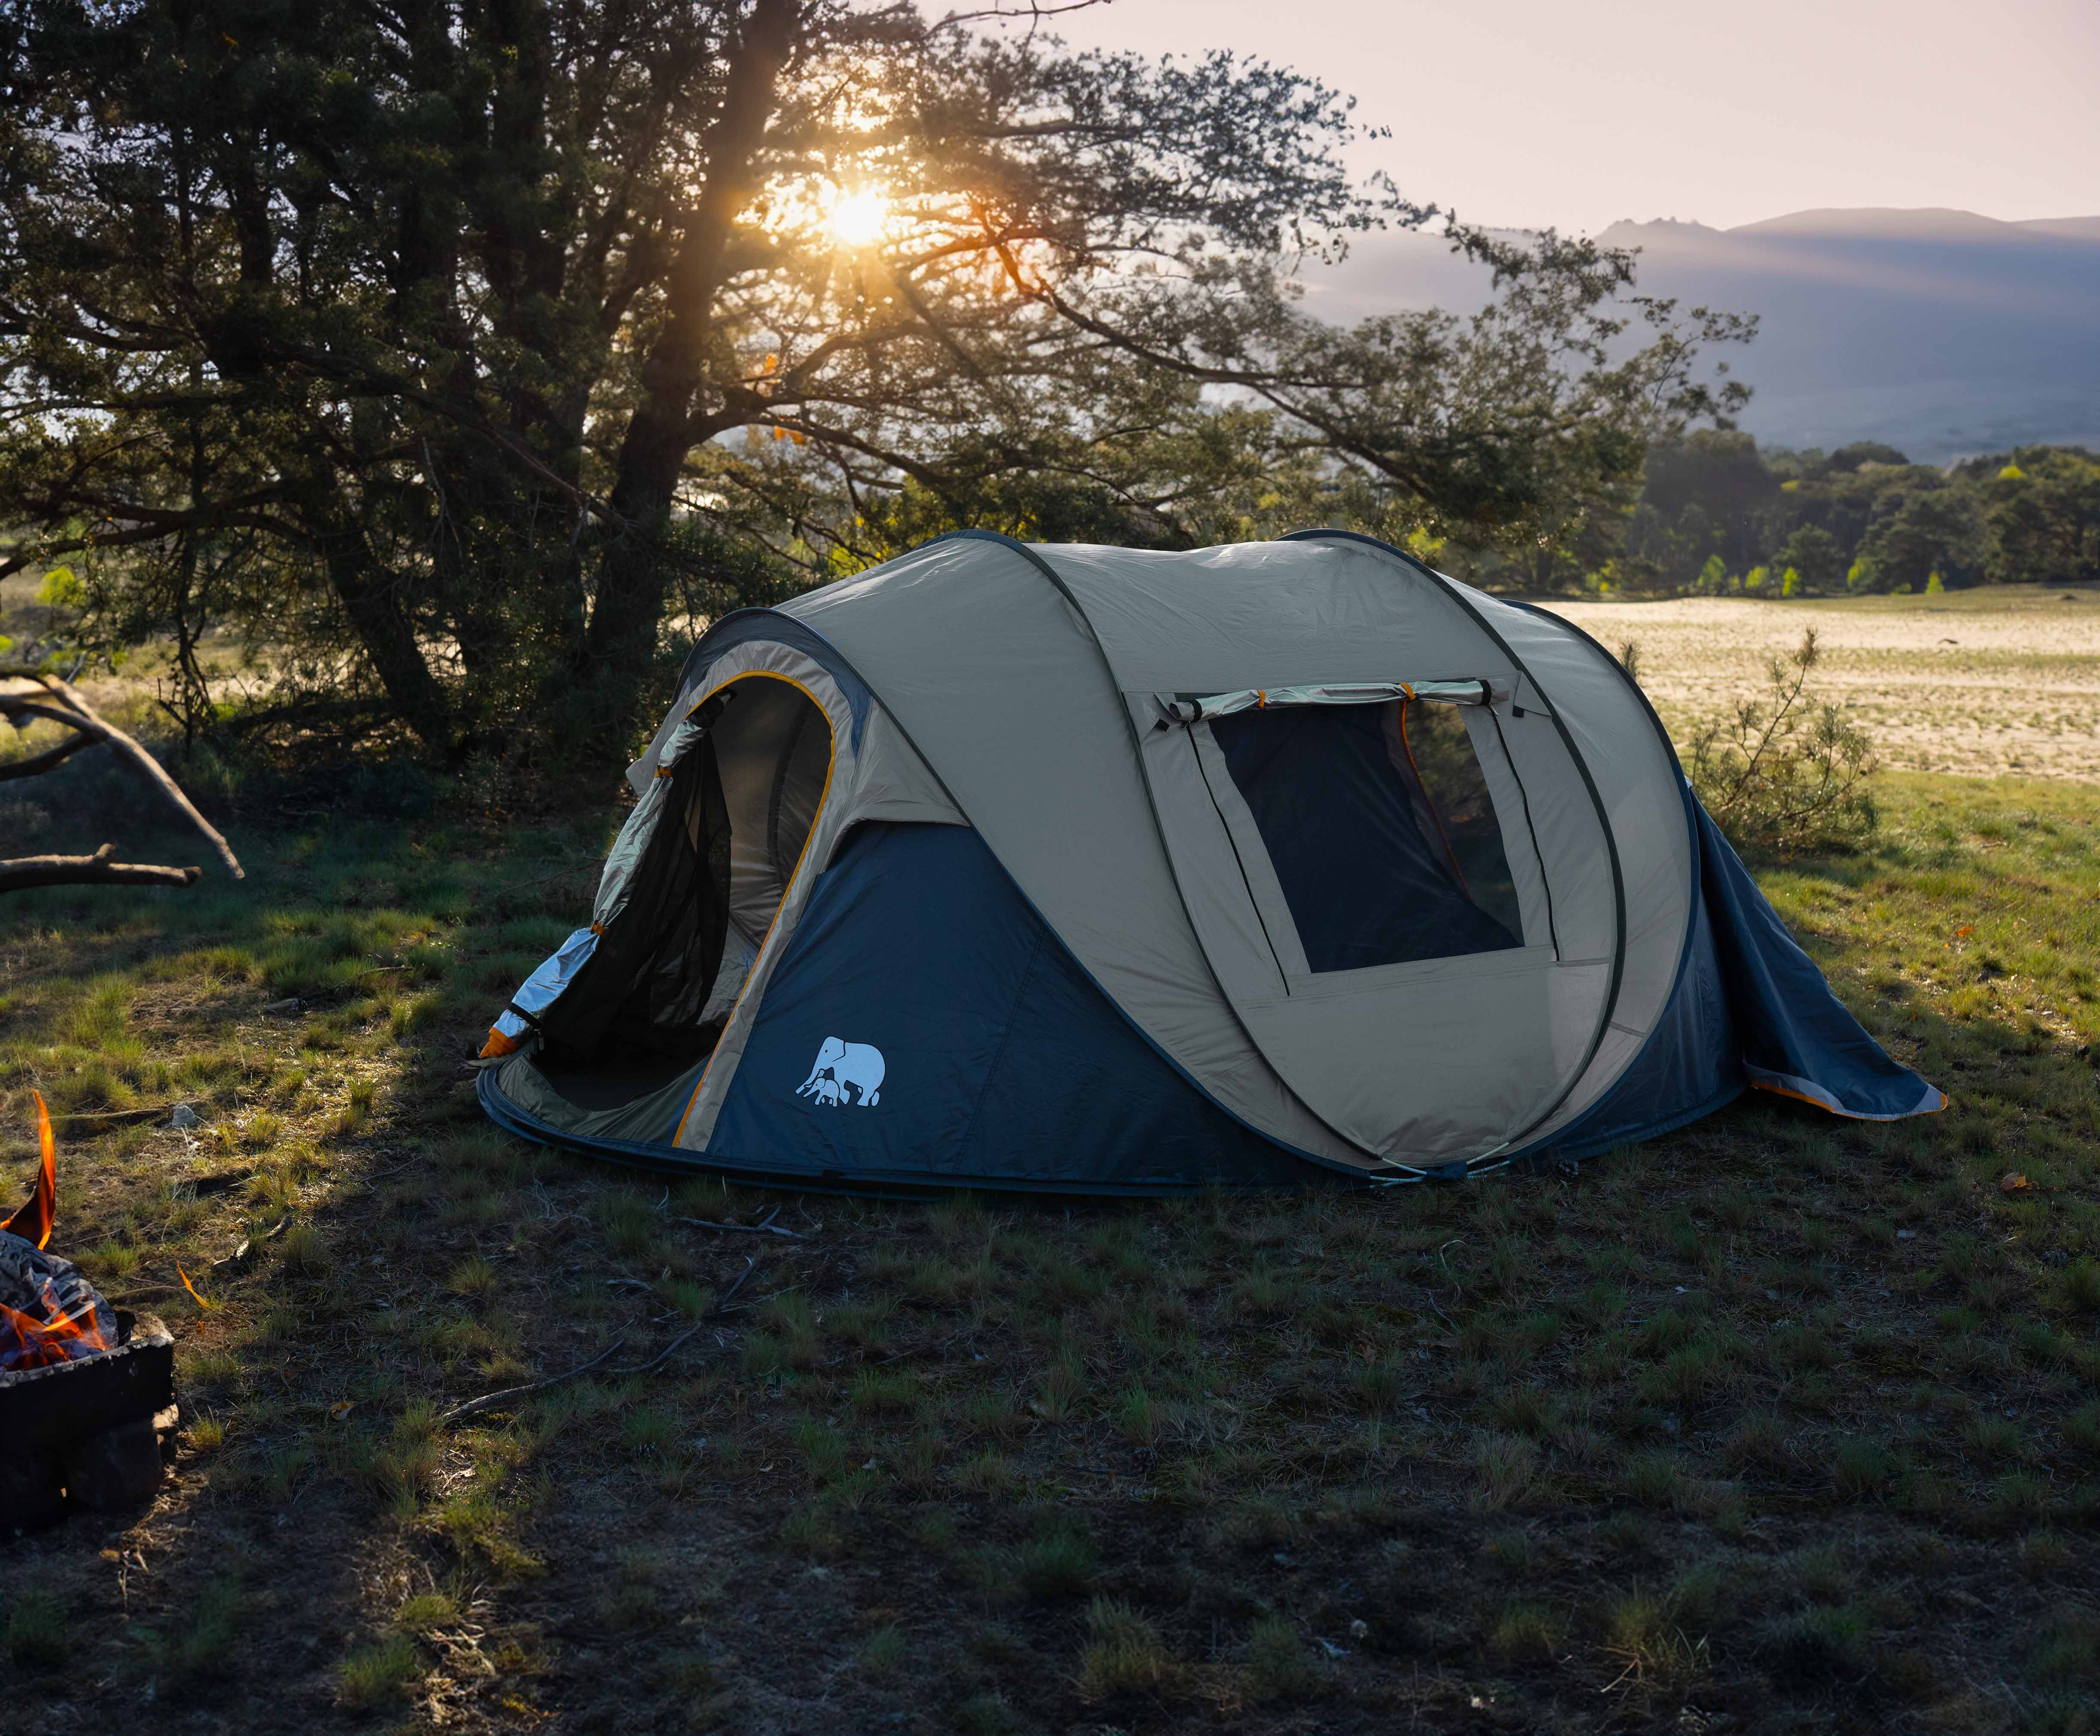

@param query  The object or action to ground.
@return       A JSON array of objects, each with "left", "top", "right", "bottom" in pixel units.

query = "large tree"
[{"left": 0, "top": 0, "right": 1747, "bottom": 763}]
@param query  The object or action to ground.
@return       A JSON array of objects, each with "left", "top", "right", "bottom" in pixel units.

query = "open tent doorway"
[{"left": 502, "top": 672, "right": 835, "bottom": 1111}]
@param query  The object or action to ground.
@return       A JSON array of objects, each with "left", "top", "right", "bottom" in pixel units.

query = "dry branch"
[
  {"left": 1, "top": 665, "right": 243, "bottom": 891},
  {"left": 0, "top": 727, "right": 100, "bottom": 781},
  {"left": 1, "top": 668, "right": 243, "bottom": 878},
  {"left": 0, "top": 842, "right": 201, "bottom": 892}
]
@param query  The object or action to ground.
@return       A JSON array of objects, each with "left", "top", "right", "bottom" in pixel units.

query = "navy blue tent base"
[
  {"left": 483, "top": 794, "right": 1939, "bottom": 1193},
  {"left": 483, "top": 823, "right": 1320, "bottom": 1195},
  {"left": 1517, "top": 783, "right": 1942, "bottom": 1165}
]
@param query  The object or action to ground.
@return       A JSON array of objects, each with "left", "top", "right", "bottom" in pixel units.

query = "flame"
[
  {"left": 3, "top": 1090, "right": 57, "bottom": 1249},
  {"left": 0, "top": 1270, "right": 113, "bottom": 1373},
  {"left": 0, "top": 1090, "right": 117, "bottom": 1372}
]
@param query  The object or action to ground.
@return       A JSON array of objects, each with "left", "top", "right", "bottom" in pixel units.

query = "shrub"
[
  {"left": 339, "top": 1634, "right": 422, "bottom": 1710},
  {"left": 1756, "top": 1605, "right": 1867, "bottom": 1685},
  {"left": 1078, "top": 1598, "right": 1178, "bottom": 1698},
  {"left": 1832, "top": 1436, "right": 1900, "bottom": 1499},
  {"left": 1015, "top": 1516, "right": 1099, "bottom": 1599},
  {"left": 1689, "top": 630, "right": 1876, "bottom": 852},
  {"left": 1489, "top": 1601, "right": 1558, "bottom": 1663},
  {"left": 2, "top": 1592, "right": 67, "bottom": 1672},
  {"left": 1242, "top": 1613, "right": 1325, "bottom": 1701},
  {"left": 1468, "top": 1431, "right": 1539, "bottom": 1511}
]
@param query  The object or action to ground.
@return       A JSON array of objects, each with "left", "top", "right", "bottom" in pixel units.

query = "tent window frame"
[{"left": 1184, "top": 690, "right": 1554, "bottom": 993}]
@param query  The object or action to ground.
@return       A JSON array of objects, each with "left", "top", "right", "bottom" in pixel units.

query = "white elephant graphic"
[{"left": 796, "top": 1037, "right": 884, "bottom": 1107}]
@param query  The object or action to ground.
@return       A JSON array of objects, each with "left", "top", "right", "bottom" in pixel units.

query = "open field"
[
  {"left": 1544, "top": 586, "right": 2100, "bottom": 784},
  {"left": 2, "top": 628, "right": 2099, "bottom": 1733}
]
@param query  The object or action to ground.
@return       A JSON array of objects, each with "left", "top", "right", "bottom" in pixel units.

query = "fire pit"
[{"left": 1, "top": 1093, "right": 176, "bottom": 1534}]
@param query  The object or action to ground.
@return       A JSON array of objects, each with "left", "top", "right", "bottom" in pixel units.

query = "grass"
[{"left": 2, "top": 742, "right": 2099, "bottom": 1731}]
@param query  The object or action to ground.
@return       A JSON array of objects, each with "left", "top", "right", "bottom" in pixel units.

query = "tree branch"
[
  {"left": 0, "top": 727, "right": 99, "bottom": 781},
  {"left": 0, "top": 671, "right": 244, "bottom": 879},
  {"left": 0, "top": 843, "right": 201, "bottom": 894}
]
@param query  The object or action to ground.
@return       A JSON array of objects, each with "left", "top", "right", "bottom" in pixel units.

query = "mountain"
[{"left": 1295, "top": 208, "right": 2100, "bottom": 462}]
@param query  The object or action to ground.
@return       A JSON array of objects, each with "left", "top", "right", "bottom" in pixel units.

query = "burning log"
[
  {"left": 0, "top": 664, "right": 242, "bottom": 894},
  {"left": 0, "top": 1094, "right": 176, "bottom": 1532},
  {"left": 0, "top": 1232, "right": 118, "bottom": 1373}
]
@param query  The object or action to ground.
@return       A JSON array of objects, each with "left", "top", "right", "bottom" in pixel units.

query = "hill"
[{"left": 1300, "top": 208, "right": 2100, "bottom": 462}]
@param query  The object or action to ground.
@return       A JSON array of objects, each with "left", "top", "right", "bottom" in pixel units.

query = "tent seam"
[
  {"left": 1486, "top": 705, "right": 1561, "bottom": 956},
  {"left": 918, "top": 528, "right": 1375, "bottom": 1163}
]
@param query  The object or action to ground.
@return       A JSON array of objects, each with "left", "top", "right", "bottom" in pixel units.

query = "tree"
[
  {"left": 0, "top": 0, "right": 1751, "bottom": 764},
  {"left": 1851, "top": 483, "right": 1987, "bottom": 592},
  {"left": 1983, "top": 447, "right": 2100, "bottom": 586},
  {"left": 1775, "top": 522, "right": 1843, "bottom": 591}
]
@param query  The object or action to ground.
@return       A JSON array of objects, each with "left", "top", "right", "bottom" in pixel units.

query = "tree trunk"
[
  {"left": 282, "top": 439, "right": 460, "bottom": 756},
  {"left": 322, "top": 534, "right": 460, "bottom": 757},
  {"left": 576, "top": 0, "right": 799, "bottom": 755}
]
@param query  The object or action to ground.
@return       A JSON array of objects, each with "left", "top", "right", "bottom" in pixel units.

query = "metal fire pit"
[{"left": 0, "top": 1311, "right": 175, "bottom": 1535}]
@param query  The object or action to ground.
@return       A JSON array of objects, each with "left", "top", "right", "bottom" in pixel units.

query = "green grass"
[{"left": 2, "top": 769, "right": 2098, "bottom": 1731}]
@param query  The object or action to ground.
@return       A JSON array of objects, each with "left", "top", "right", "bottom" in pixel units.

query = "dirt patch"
[{"left": 1541, "top": 585, "right": 2100, "bottom": 783}]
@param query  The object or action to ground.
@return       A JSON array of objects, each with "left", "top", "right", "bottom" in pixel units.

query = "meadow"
[
  {"left": 1547, "top": 586, "right": 2100, "bottom": 784},
  {"left": 0, "top": 592, "right": 2097, "bottom": 1735}
]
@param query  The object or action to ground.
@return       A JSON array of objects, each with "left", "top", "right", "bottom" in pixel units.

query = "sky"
[{"left": 1046, "top": 0, "right": 2100, "bottom": 235}]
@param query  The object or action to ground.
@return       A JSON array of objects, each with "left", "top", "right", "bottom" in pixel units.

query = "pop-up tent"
[{"left": 477, "top": 531, "right": 1942, "bottom": 1193}]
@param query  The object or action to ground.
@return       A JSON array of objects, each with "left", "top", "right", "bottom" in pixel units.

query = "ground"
[
  {"left": 1, "top": 593, "right": 2098, "bottom": 1736},
  {"left": 1543, "top": 586, "right": 2100, "bottom": 784}
]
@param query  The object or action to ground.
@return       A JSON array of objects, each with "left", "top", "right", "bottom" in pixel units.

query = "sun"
[{"left": 827, "top": 187, "right": 888, "bottom": 249}]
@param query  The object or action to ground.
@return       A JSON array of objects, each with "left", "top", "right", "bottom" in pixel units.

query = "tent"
[{"left": 476, "top": 531, "right": 1942, "bottom": 1193}]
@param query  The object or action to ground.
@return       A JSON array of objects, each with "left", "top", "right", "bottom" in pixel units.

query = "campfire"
[{"left": 0, "top": 1093, "right": 175, "bottom": 1534}]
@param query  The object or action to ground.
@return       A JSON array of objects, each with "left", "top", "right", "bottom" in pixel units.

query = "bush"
[
  {"left": 1689, "top": 629, "right": 1876, "bottom": 852},
  {"left": 1242, "top": 1613, "right": 1325, "bottom": 1701},
  {"left": 1078, "top": 1598, "right": 1178, "bottom": 1698}
]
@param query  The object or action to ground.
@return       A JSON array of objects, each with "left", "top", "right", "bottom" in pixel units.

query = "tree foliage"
[
  {"left": 0, "top": 0, "right": 1749, "bottom": 762},
  {"left": 1621, "top": 433, "right": 2100, "bottom": 596}
]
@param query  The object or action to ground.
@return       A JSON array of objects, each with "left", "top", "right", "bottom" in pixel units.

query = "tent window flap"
[
  {"left": 1157, "top": 679, "right": 1508, "bottom": 724},
  {"left": 1204, "top": 698, "right": 1524, "bottom": 976}
]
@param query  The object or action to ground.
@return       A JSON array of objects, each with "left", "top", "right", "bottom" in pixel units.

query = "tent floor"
[{"left": 528, "top": 1044, "right": 710, "bottom": 1114}]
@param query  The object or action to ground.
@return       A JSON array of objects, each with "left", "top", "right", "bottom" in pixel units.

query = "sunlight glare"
[{"left": 828, "top": 187, "right": 888, "bottom": 249}]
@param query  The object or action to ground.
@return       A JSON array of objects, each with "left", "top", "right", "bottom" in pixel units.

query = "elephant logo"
[{"left": 796, "top": 1037, "right": 884, "bottom": 1108}]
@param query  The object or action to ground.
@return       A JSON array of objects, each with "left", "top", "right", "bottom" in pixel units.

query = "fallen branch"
[
  {"left": 0, "top": 723, "right": 100, "bottom": 781},
  {"left": 1, "top": 666, "right": 243, "bottom": 879},
  {"left": 46, "top": 1102, "right": 183, "bottom": 1124},
  {"left": 604, "top": 1323, "right": 710, "bottom": 1378},
  {"left": 439, "top": 1334, "right": 629, "bottom": 1428},
  {"left": 439, "top": 1258, "right": 762, "bottom": 1428},
  {"left": 674, "top": 1202, "right": 807, "bottom": 1240},
  {"left": 712, "top": 1255, "right": 762, "bottom": 1314},
  {"left": 0, "top": 844, "right": 201, "bottom": 892}
]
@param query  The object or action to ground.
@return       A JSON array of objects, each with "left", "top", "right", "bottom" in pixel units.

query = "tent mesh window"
[{"left": 1210, "top": 699, "right": 1522, "bottom": 972}]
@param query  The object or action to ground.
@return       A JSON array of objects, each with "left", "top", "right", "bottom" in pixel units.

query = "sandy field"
[
  {"left": 9, "top": 574, "right": 2100, "bottom": 784},
  {"left": 1540, "top": 585, "right": 2100, "bottom": 783}
]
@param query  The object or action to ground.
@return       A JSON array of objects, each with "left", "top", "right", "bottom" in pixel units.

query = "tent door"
[
  {"left": 1138, "top": 687, "right": 1594, "bottom": 1162},
  {"left": 533, "top": 672, "right": 834, "bottom": 1068}
]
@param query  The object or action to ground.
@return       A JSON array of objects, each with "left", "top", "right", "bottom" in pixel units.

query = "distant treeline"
[{"left": 1600, "top": 436, "right": 2100, "bottom": 596}]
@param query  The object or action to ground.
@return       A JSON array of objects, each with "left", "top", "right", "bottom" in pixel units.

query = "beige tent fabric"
[{"left": 764, "top": 533, "right": 1697, "bottom": 1170}]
